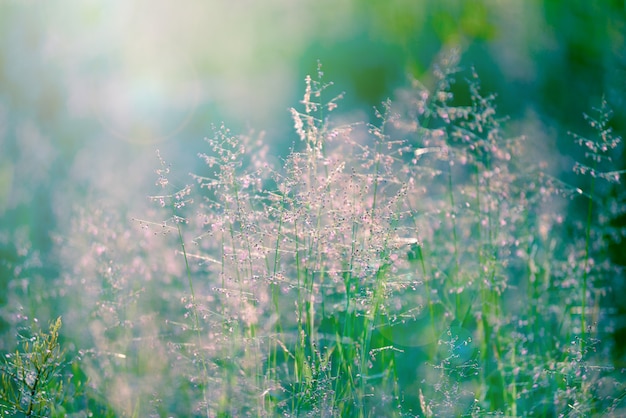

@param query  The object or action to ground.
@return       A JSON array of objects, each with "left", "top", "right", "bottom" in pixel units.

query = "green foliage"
[{"left": 0, "top": 317, "right": 66, "bottom": 417}]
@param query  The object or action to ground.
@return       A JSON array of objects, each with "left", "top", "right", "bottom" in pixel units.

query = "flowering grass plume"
[{"left": 5, "top": 51, "right": 624, "bottom": 416}]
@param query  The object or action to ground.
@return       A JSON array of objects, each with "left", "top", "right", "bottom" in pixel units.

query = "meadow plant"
[
  {"left": 133, "top": 53, "right": 625, "bottom": 415},
  {"left": 0, "top": 317, "right": 65, "bottom": 417},
  {"left": 11, "top": 51, "right": 624, "bottom": 416}
]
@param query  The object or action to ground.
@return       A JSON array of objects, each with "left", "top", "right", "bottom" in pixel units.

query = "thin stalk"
[
  {"left": 447, "top": 159, "right": 461, "bottom": 316},
  {"left": 580, "top": 162, "right": 596, "bottom": 355},
  {"left": 175, "top": 217, "right": 210, "bottom": 417},
  {"left": 271, "top": 193, "right": 287, "bottom": 315},
  {"left": 509, "top": 345, "right": 517, "bottom": 417},
  {"left": 358, "top": 264, "right": 389, "bottom": 417}
]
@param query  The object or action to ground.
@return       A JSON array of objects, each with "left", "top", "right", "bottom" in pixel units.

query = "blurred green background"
[{"left": 0, "top": 0, "right": 624, "bottom": 349}]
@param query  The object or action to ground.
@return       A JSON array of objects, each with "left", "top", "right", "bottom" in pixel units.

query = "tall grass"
[{"left": 2, "top": 51, "right": 625, "bottom": 416}]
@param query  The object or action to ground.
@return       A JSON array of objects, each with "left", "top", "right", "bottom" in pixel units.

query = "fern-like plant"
[{"left": 0, "top": 317, "right": 66, "bottom": 417}]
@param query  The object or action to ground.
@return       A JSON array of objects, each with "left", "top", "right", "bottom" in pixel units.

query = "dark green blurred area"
[{"left": 0, "top": 0, "right": 624, "bottom": 352}]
